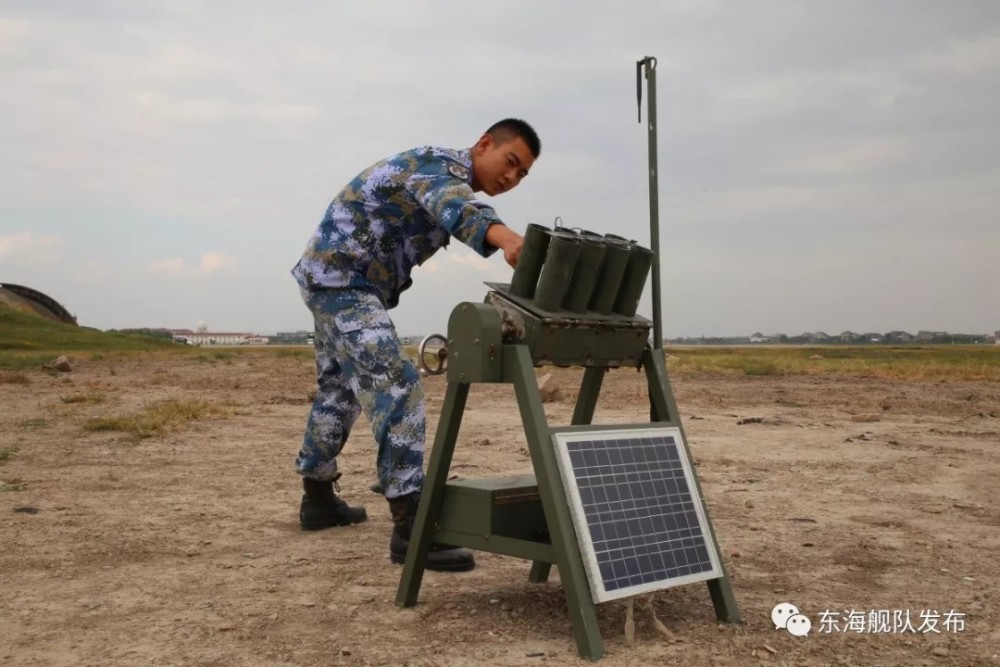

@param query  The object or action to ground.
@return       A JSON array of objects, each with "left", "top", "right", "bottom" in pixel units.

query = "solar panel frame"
[{"left": 551, "top": 425, "right": 724, "bottom": 604}]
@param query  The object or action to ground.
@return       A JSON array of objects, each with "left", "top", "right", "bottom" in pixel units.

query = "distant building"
[
  {"left": 749, "top": 332, "right": 769, "bottom": 343},
  {"left": 885, "top": 330, "right": 914, "bottom": 343},
  {"left": 839, "top": 331, "right": 859, "bottom": 342},
  {"left": 169, "top": 329, "right": 269, "bottom": 345},
  {"left": 916, "top": 330, "right": 947, "bottom": 342}
]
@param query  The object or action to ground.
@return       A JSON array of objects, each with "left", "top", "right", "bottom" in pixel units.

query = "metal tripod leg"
[
  {"left": 507, "top": 346, "right": 604, "bottom": 660},
  {"left": 395, "top": 381, "right": 470, "bottom": 609},
  {"left": 642, "top": 349, "right": 742, "bottom": 624},
  {"left": 529, "top": 366, "right": 606, "bottom": 585}
]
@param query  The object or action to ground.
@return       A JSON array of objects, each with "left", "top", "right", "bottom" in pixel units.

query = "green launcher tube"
[
  {"left": 588, "top": 236, "right": 633, "bottom": 315},
  {"left": 562, "top": 237, "right": 607, "bottom": 313},
  {"left": 533, "top": 233, "right": 581, "bottom": 312},
  {"left": 509, "top": 223, "right": 552, "bottom": 299},
  {"left": 612, "top": 244, "right": 654, "bottom": 317}
]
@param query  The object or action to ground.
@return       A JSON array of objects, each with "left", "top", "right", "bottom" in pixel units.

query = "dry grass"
[
  {"left": 0, "top": 371, "right": 30, "bottom": 385},
  {"left": 272, "top": 348, "right": 314, "bottom": 360},
  {"left": 60, "top": 392, "right": 106, "bottom": 404},
  {"left": 0, "top": 446, "right": 23, "bottom": 492},
  {"left": 195, "top": 350, "right": 240, "bottom": 363},
  {"left": 82, "top": 398, "right": 230, "bottom": 440},
  {"left": 662, "top": 345, "right": 1000, "bottom": 382},
  {"left": 0, "top": 445, "right": 18, "bottom": 464},
  {"left": 0, "top": 480, "right": 26, "bottom": 492}
]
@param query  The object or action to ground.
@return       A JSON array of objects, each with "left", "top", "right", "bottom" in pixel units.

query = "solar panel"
[{"left": 552, "top": 426, "right": 723, "bottom": 603}]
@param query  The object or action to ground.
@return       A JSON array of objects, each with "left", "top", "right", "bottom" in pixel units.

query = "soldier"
[{"left": 290, "top": 118, "right": 541, "bottom": 572}]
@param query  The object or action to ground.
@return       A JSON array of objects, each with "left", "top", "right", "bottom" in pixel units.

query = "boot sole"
[
  {"left": 389, "top": 551, "right": 476, "bottom": 572},
  {"left": 300, "top": 514, "right": 368, "bottom": 531}
]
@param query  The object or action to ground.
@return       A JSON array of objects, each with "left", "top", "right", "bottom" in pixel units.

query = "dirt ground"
[{"left": 1, "top": 351, "right": 998, "bottom": 667}]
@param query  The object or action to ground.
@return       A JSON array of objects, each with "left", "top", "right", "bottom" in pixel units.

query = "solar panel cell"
[{"left": 554, "top": 427, "right": 723, "bottom": 603}]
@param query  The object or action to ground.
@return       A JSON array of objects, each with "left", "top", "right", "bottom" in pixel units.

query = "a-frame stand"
[
  {"left": 396, "top": 53, "right": 740, "bottom": 661},
  {"left": 395, "top": 334, "right": 741, "bottom": 660}
]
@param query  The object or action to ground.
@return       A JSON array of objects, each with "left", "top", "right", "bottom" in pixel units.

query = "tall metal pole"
[{"left": 636, "top": 56, "right": 663, "bottom": 352}]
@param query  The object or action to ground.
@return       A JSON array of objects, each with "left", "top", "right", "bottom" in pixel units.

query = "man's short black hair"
[{"left": 486, "top": 118, "right": 541, "bottom": 159}]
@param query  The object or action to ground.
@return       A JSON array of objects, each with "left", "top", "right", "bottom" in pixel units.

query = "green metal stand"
[
  {"left": 642, "top": 349, "right": 742, "bottom": 625},
  {"left": 394, "top": 54, "right": 740, "bottom": 661},
  {"left": 395, "top": 338, "right": 740, "bottom": 660},
  {"left": 396, "top": 344, "right": 604, "bottom": 658}
]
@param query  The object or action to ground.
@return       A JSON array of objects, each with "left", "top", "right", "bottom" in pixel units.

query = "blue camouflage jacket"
[{"left": 291, "top": 146, "right": 503, "bottom": 308}]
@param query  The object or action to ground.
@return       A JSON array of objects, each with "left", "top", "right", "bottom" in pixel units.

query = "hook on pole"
[
  {"left": 636, "top": 61, "right": 642, "bottom": 123},
  {"left": 636, "top": 57, "right": 657, "bottom": 123}
]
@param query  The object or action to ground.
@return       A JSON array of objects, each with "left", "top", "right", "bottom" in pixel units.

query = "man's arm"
[
  {"left": 485, "top": 223, "right": 523, "bottom": 268},
  {"left": 406, "top": 171, "right": 522, "bottom": 266}
]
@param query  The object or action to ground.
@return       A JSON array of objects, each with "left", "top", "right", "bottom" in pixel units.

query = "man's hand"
[{"left": 486, "top": 223, "right": 524, "bottom": 269}]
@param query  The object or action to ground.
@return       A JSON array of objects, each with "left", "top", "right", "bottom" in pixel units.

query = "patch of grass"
[
  {"left": 0, "top": 306, "right": 187, "bottom": 369},
  {"left": 741, "top": 361, "right": 780, "bottom": 376},
  {"left": 0, "top": 371, "right": 30, "bottom": 385},
  {"left": 273, "top": 348, "right": 313, "bottom": 359},
  {"left": 0, "top": 445, "right": 18, "bottom": 464},
  {"left": 82, "top": 398, "right": 228, "bottom": 440},
  {"left": 60, "top": 392, "right": 106, "bottom": 404},
  {"left": 663, "top": 345, "right": 1000, "bottom": 381},
  {"left": 0, "top": 478, "right": 26, "bottom": 492},
  {"left": 18, "top": 418, "right": 49, "bottom": 429},
  {"left": 195, "top": 350, "right": 240, "bottom": 363}
]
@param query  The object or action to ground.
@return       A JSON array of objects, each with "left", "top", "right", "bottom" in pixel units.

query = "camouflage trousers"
[{"left": 296, "top": 286, "right": 425, "bottom": 499}]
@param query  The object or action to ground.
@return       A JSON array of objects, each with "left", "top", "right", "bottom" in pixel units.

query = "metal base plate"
[{"left": 485, "top": 282, "right": 652, "bottom": 329}]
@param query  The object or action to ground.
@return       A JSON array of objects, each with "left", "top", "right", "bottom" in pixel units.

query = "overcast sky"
[{"left": 1, "top": 1, "right": 997, "bottom": 338}]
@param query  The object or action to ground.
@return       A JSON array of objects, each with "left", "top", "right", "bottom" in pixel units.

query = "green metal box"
[{"left": 438, "top": 474, "right": 549, "bottom": 543}]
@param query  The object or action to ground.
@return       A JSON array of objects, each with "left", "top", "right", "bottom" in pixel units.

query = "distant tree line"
[{"left": 668, "top": 332, "right": 994, "bottom": 345}]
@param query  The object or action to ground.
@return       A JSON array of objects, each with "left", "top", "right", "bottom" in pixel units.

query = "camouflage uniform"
[{"left": 291, "top": 146, "right": 504, "bottom": 499}]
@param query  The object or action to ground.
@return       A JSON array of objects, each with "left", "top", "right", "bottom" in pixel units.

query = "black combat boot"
[
  {"left": 388, "top": 493, "right": 475, "bottom": 572},
  {"left": 299, "top": 476, "right": 368, "bottom": 531}
]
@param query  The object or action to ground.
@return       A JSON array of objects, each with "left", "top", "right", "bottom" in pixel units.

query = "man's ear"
[{"left": 473, "top": 133, "right": 494, "bottom": 156}]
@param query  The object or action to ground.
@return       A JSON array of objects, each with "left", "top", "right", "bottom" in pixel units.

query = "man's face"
[{"left": 470, "top": 133, "right": 535, "bottom": 196}]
